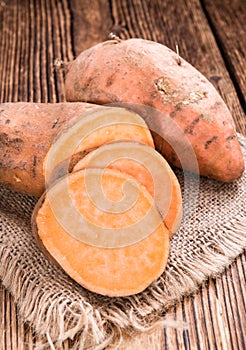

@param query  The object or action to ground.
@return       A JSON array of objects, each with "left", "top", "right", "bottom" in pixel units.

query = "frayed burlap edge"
[
  {"left": 2, "top": 219, "right": 245, "bottom": 350},
  {"left": 0, "top": 135, "right": 246, "bottom": 350}
]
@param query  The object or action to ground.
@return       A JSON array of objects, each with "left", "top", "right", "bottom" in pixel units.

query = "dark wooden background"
[{"left": 0, "top": 0, "right": 245, "bottom": 349}]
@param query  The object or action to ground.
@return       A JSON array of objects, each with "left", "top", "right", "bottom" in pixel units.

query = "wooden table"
[{"left": 0, "top": 1, "right": 245, "bottom": 349}]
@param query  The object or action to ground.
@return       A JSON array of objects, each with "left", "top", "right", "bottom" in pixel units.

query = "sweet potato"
[
  {"left": 44, "top": 106, "right": 154, "bottom": 185},
  {"left": 0, "top": 103, "right": 153, "bottom": 196},
  {"left": 64, "top": 38, "right": 245, "bottom": 182},
  {"left": 0, "top": 102, "right": 95, "bottom": 196},
  {"left": 32, "top": 168, "right": 170, "bottom": 297},
  {"left": 73, "top": 141, "right": 183, "bottom": 235}
]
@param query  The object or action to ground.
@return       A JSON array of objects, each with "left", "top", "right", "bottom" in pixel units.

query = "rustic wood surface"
[{"left": 0, "top": 0, "right": 245, "bottom": 349}]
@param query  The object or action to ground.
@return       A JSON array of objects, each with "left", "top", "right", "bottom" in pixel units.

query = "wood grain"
[
  {"left": 69, "top": 0, "right": 112, "bottom": 55},
  {"left": 0, "top": 0, "right": 245, "bottom": 349},
  {"left": 0, "top": 0, "right": 71, "bottom": 103},
  {"left": 202, "top": 0, "right": 246, "bottom": 114}
]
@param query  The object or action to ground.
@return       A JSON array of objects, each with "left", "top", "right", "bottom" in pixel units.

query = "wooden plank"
[
  {"left": 202, "top": 0, "right": 246, "bottom": 114},
  {"left": 0, "top": 0, "right": 245, "bottom": 350},
  {"left": 199, "top": 282, "right": 218, "bottom": 350},
  {"left": 224, "top": 263, "right": 246, "bottom": 349},
  {"left": 119, "top": 327, "right": 164, "bottom": 350},
  {"left": 0, "top": 284, "right": 5, "bottom": 350},
  {"left": 0, "top": 2, "right": 11, "bottom": 102},
  {"left": 175, "top": 303, "right": 189, "bottom": 350},
  {"left": 69, "top": 0, "right": 112, "bottom": 55},
  {"left": 109, "top": 0, "right": 245, "bottom": 132},
  {"left": 32, "top": 0, "right": 42, "bottom": 102},
  {"left": 164, "top": 306, "right": 180, "bottom": 350},
  {"left": 0, "top": 0, "right": 73, "bottom": 104}
]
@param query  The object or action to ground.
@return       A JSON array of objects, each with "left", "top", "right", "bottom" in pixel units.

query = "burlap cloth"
[{"left": 0, "top": 135, "right": 246, "bottom": 350}]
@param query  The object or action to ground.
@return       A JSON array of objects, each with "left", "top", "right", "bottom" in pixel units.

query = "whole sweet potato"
[
  {"left": 65, "top": 38, "right": 245, "bottom": 182},
  {"left": 0, "top": 102, "right": 95, "bottom": 196}
]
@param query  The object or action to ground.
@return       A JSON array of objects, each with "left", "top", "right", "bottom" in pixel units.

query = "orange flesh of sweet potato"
[
  {"left": 44, "top": 106, "right": 154, "bottom": 186},
  {"left": 73, "top": 141, "right": 182, "bottom": 235},
  {"left": 0, "top": 102, "right": 96, "bottom": 196},
  {"left": 65, "top": 38, "right": 244, "bottom": 182},
  {"left": 34, "top": 168, "right": 170, "bottom": 297}
]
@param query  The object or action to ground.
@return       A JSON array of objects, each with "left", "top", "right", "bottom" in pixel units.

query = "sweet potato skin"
[
  {"left": 0, "top": 102, "right": 95, "bottom": 196},
  {"left": 65, "top": 38, "right": 245, "bottom": 182}
]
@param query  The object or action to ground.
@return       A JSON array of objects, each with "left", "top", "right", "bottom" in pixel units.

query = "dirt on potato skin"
[
  {"left": 0, "top": 102, "right": 96, "bottom": 196},
  {"left": 65, "top": 38, "right": 245, "bottom": 182}
]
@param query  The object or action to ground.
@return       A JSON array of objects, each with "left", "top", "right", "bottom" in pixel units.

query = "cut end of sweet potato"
[
  {"left": 33, "top": 168, "right": 170, "bottom": 297},
  {"left": 43, "top": 106, "right": 154, "bottom": 187}
]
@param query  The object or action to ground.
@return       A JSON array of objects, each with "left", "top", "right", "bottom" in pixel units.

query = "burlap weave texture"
[{"left": 0, "top": 135, "right": 245, "bottom": 350}]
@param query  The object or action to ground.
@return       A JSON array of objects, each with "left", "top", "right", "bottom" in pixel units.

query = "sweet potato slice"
[
  {"left": 33, "top": 168, "right": 170, "bottom": 297},
  {"left": 73, "top": 142, "right": 183, "bottom": 235},
  {"left": 44, "top": 106, "right": 154, "bottom": 186}
]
